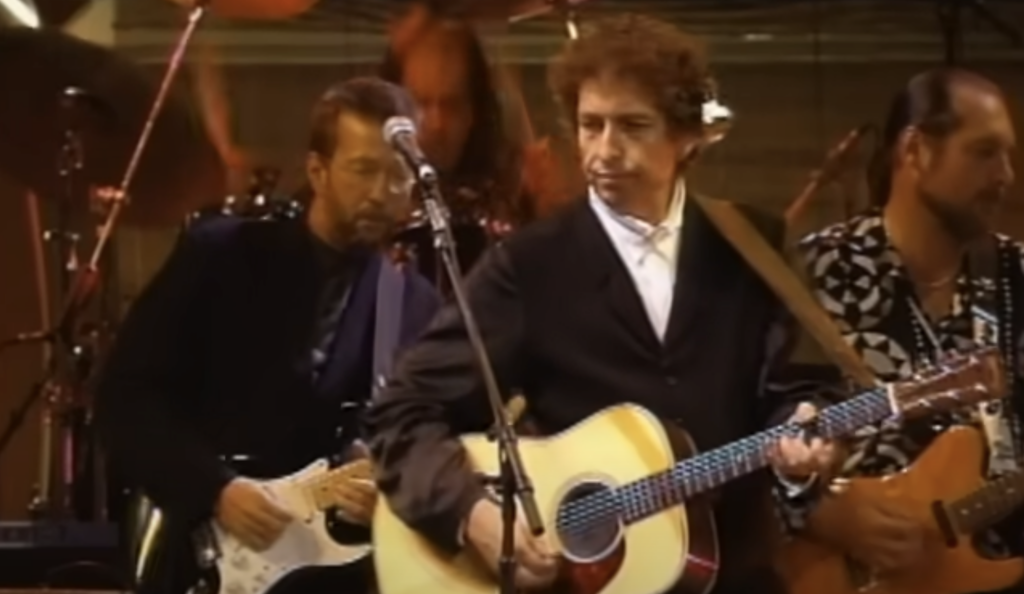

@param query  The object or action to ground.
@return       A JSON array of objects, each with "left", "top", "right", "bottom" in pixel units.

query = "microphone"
[
  {"left": 383, "top": 116, "right": 438, "bottom": 183},
  {"left": 384, "top": 116, "right": 452, "bottom": 247}
]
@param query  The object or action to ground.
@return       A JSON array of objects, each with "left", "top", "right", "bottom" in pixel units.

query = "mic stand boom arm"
[
  {"left": 936, "top": 0, "right": 1022, "bottom": 65},
  {"left": 419, "top": 179, "right": 545, "bottom": 594},
  {"left": 964, "top": 0, "right": 1022, "bottom": 47}
]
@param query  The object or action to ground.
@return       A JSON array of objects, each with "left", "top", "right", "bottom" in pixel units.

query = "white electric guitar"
[
  {"left": 132, "top": 458, "right": 373, "bottom": 594},
  {"left": 196, "top": 457, "right": 373, "bottom": 594}
]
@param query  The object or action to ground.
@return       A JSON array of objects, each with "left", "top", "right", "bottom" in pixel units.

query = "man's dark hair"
[
  {"left": 379, "top": 11, "right": 521, "bottom": 209},
  {"left": 308, "top": 76, "right": 418, "bottom": 158},
  {"left": 548, "top": 13, "right": 715, "bottom": 134},
  {"left": 868, "top": 67, "right": 1000, "bottom": 205}
]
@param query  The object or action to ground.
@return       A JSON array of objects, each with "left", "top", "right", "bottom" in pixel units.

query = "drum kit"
[{"left": 0, "top": 0, "right": 586, "bottom": 525}]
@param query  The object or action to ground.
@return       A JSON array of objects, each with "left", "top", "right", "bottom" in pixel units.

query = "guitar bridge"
[
  {"left": 192, "top": 524, "right": 222, "bottom": 568},
  {"left": 931, "top": 500, "right": 959, "bottom": 547},
  {"left": 844, "top": 556, "right": 878, "bottom": 592}
]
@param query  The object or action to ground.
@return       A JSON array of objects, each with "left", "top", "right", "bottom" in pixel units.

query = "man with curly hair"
[{"left": 364, "top": 14, "right": 826, "bottom": 594}]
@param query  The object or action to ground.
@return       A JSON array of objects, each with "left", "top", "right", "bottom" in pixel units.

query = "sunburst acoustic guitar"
[
  {"left": 777, "top": 423, "right": 1024, "bottom": 594},
  {"left": 372, "top": 347, "right": 1005, "bottom": 594}
]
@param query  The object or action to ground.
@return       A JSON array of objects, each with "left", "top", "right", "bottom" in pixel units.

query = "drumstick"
[
  {"left": 24, "top": 191, "right": 52, "bottom": 362},
  {"left": 784, "top": 124, "right": 872, "bottom": 227},
  {"left": 24, "top": 189, "right": 54, "bottom": 507}
]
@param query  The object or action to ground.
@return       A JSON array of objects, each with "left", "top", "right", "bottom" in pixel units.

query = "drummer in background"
[
  {"left": 191, "top": 39, "right": 251, "bottom": 195},
  {"left": 380, "top": 1, "right": 580, "bottom": 228},
  {"left": 187, "top": 2, "right": 577, "bottom": 277}
]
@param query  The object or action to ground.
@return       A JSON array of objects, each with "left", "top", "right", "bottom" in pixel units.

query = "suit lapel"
[
  {"left": 572, "top": 200, "right": 661, "bottom": 353},
  {"left": 314, "top": 254, "right": 381, "bottom": 399}
]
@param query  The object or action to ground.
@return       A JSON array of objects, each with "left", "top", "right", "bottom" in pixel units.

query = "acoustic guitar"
[
  {"left": 371, "top": 347, "right": 1005, "bottom": 594},
  {"left": 777, "top": 425, "right": 1024, "bottom": 594}
]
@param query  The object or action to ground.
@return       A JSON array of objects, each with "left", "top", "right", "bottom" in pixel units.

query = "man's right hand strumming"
[
  {"left": 215, "top": 478, "right": 294, "bottom": 552},
  {"left": 465, "top": 498, "right": 558, "bottom": 590},
  {"left": 811, "top": 481, "right": 929, "bottom": 572}
]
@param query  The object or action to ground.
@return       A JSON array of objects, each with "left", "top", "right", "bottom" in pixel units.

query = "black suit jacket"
[
  {"left": 95, "top": 217, "right": 440, "bottom": 527},
  {"left": 363, "top": 195, "right": 793, "bottom": 594}
]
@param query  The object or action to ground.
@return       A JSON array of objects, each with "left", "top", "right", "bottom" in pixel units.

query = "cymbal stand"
[
  {"left": 28, "top": 87, "right": 92, "bottom": 520},
  {"left": 0, "top": 0, "right": 212, "bottom": 519}
]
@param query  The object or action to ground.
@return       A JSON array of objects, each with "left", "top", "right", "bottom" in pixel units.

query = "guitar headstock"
[{"left": 891, "top": 346, "right": 1007, "bottom": 419}]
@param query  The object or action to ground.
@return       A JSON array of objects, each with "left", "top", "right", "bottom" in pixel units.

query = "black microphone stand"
[
  {"left": 936, "top": 0, "right": 1022, "bottom": 65},
  {"left": 417, "top": 173, "right": 544, "bottom": 594}
]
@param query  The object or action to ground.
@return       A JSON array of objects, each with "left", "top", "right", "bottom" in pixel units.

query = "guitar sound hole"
[{"left": 555, "top": 480, "right": 621, "bottom": 562}]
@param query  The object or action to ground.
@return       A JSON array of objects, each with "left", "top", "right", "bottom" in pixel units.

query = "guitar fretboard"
[
  {"left": 555, "top": 386, "right": 892, "bottom": 533},
  {"left": 949, "top": 469, "right": 1024, "bottom": 533}
]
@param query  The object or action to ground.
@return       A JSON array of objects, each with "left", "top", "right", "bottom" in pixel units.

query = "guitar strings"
[{"left": 551, "top": 386, "right": 893, "bottom": 538}]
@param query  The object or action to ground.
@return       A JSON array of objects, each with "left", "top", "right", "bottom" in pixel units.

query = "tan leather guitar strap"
[{"left": 693, "top": 196, "right": 877, "bottom": 390}]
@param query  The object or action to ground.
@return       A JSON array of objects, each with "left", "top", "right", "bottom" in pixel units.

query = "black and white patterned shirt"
[{"left": 767, "top": 211, "right": 1024, "bottom": 558}]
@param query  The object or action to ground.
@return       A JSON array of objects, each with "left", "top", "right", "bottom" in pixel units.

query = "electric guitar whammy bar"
[{"left": 371, "top": 346, "right": 1006, "bottom": 594}]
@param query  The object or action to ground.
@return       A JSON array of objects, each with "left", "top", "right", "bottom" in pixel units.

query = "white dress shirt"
[
  {"left": 591, "top": 184, "right": 814, "bottom": 495},
  {"left": 589, "top": 181, "right": 685, "bottom": 341}
]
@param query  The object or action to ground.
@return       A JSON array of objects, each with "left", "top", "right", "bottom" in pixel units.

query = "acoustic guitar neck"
[{"left": 575, "top": 385, "right": 896, "bottom": 527}]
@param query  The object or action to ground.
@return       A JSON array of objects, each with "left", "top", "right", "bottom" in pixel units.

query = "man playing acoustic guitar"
[
  {"left": 770, "top": 68, "right": 1023, "bottom": 594},
  {"left": 364, "top": 14, "right": 834, "bottom": 594}
]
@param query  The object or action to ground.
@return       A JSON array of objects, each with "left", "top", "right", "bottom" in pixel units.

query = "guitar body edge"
[
  {"left": 213, "top": 458, "right": 371, "bottom": 594},
  {"left": 777, "top": 426, "right": 1024, "bottom": 594},
  {"left": 667, "top": 430, "right": 719, "bottom": 594},
  {"left": 373, "top": 403, "right": 708, "bottom": 594},
  {"left": 131, "top": 458, "right": 372, "bottom": 594}
]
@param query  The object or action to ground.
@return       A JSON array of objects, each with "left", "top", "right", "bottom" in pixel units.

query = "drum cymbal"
[
  {"left": 1, "top": 0, "right": 91, "bottom": 27},
  {"left": 0, "top": 27, "right": 224, "bottom": 226},
  {"left": 37, "top": 0, "right": 91, "bottom": 26},
  {"left": 458, "top": 0, "right": 590, "bottom": 22},
  {"left": 164, "top": 0, "right": 318, "bottom": 20}
]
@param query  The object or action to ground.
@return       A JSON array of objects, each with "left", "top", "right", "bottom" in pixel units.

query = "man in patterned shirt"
[{"left": 769, "top": 67, "right": 1021, "bottom": 587}]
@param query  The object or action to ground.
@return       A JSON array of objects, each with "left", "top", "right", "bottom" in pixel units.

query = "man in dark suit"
[
  {"left": 363, "top": 14, "right": 832, "bottom": 594},
  {"left": 94, "top": 77, "right": 440, "bottom": 594}
]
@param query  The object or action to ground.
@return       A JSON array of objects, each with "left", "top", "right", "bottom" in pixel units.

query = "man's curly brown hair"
[{"left": 548, "top": 14, "right": 715, "bottom": 134}]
